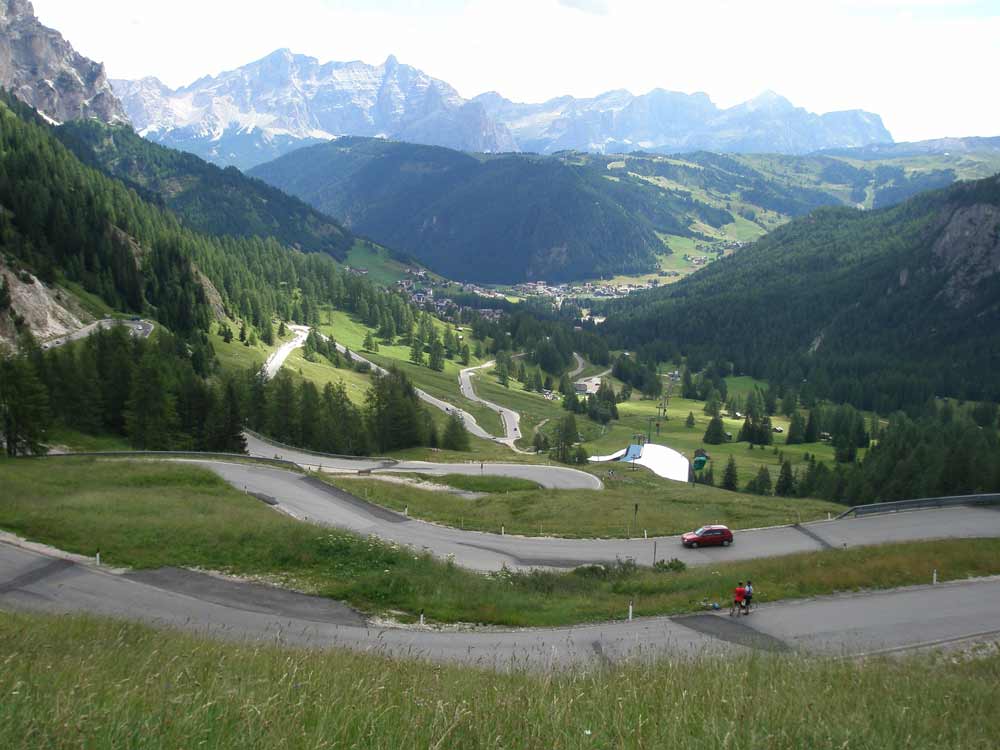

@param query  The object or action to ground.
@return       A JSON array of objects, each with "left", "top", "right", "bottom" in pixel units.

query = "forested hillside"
[
  {"left": 250, "top": 137, "right": 728, "bottom": 283},
  {"left": 598, "top": 174, "right": 1000, "bottom": 412},
  {"left": 250, "top": 137, "right": 1000, "bottom": 284},
  {"left": 55, "top": 120, "right": 354, "bottom": 259},
  {"left": 0, "top": 92, "right": 452, "bottom": 456}
]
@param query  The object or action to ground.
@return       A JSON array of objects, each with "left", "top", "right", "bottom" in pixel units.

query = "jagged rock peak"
[{"left": 0, "top": 0, "right": 129, "bottom": 125}]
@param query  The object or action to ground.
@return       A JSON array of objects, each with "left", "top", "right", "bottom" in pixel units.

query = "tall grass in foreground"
[{"left": 0, "top": 612, "right": 996, "bottom": 749}]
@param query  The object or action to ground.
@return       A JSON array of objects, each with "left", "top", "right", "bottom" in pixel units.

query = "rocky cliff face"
[
  {"left": 0, "top": 0, "right": 128, "bottom": 125},
  {"left": 113, "top": 49, "right": 517, "bottom": 169}
]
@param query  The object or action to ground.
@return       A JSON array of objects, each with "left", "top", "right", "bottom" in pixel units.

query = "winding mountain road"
[
  {"left": 459, "top": 361, "right": 523, "bottom": 448},
  {"left": 202, "top": 459, "right": 1000, "bottom": 572},
  {"left": 2, "top": 532, "right": 998, "bottom": 668},
  {"left": 329, "top": 341, "right": 499, "bottom": 442},
  {"left": 40, "top": 318, "right": 154, "bottom": 350},
  {"left": 243, "top": 433, "right": 600, "bottom": 492},
  {"left": 261, "top": 324, "right": 310, "bottom": 380}
]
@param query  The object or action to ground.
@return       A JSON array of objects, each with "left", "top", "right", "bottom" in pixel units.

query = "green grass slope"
[{"left": 2, "top": 611, "right": 997, "bottom": 749}]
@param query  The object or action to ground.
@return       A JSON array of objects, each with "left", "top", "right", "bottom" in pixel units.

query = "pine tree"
[
  {"left": 363, "top": 331, "right": 375, "bottom": 352},
  {"left": 781, "top": 389, "right": 798, "bottom": 417},
  {"left": 804, "top": 410, "right": 819, "bottom": 443},
  {"left": 747, "top": 465, "right": 772, "bottom": 495},
  {"left": 460, "top": 344, "right": 471, "bottom": 366},
  {"left": 428, "top": 339, "right": 445, "bottom": 371},
  {"left": 681, "top": 367, "right": 697, "bottom": 399},
  {"left": 261, "top": 318, "right": 274, "bottom": 346},
  {"left": 786, "top": 412, "right": 806, "bottom": 444},
  {"left": 238, "top": 322, "right": 246, "bottom": 342},
  {"left": 555, "top": 414, "right": 578, "bottom": 463},
  {"left": 703, "top": 415, "right": 726, "bottom": 444},
  {"left": 722, "top": 455, "right": 739, "bottom": 491},
  {"left": 442, "top": 412, "right": 470, "bottom": 451},
  {"left": 0, "top": 275, "right": 11, "bottom": 311},
  {"left": 267, "top": 373, "right": 298, "bottom": 444},
  {"left": 409, "top": 335, "right": 425, "bottom": 366},
  {"left": 298, "top": 381, "right": 321, "bottom": 448},
  {"left": 775, "top": 460, "right": 795, "bottom": 496},
  {"left": 278, "top": 321, "right": 286, "bottom": 338},
  {"left": 0, "top": 355, "right": 50, "bottom": 456},
  {"left": 685, "top": 411, "right": 696, "bottom": 428},
  {"left": 125, "top": 350, "right": 177, "bottom": 450}
]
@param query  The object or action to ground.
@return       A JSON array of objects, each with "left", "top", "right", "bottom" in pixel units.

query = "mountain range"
[
  {"left": 475, "top": 88, "right": 891, "bottom": 156},
  {"left": 112, "top": 49, "right": 893, "bottom": 169},
  {"left": 112, "top": 50, "right": 517, "bottom": 170},
  {"left": 0, "top": 0, "right": 127, "bottom": 125}
]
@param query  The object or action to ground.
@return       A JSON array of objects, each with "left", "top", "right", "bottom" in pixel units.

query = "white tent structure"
[
  {"left": 632, "top": 443, "right": 690, "bottom": 482},
  {"left": 589, "top": 442, "right": 690, "bottom": 483}
]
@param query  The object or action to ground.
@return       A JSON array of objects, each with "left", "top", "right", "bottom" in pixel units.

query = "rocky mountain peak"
[
  {"left": 0, "top": 0, "right": 128, "bottom": 125},
  {"left": 113, "top": 50, "right": 517, "bottom": 169}
]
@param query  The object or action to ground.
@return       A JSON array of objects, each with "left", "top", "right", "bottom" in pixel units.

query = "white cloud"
[
  {"left": 558, "top": 0, "right": 609, "bottom": 14},
  {"left": 28, "top": 0, "right": 1000, "bottom": 142}
]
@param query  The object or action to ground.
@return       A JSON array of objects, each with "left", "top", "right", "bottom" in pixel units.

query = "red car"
[{"left": 681, "top": 525, "right": 733, "bottom": 548}]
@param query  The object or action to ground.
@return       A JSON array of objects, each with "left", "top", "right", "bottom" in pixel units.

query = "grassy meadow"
[
  {"left": 327, "top": 466, "right": 843, "bottom": 538},
  {"left": 1, "top": 611, "right": 997, "bottom": 749}
]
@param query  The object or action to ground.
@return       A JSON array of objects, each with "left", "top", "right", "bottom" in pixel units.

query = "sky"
[{"left": 30, "top": 0, "right": 1000, "bottom": 142}]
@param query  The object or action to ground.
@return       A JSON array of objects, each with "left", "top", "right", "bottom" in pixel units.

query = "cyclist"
[
  {"left": 730, "top": 581, "right": 746, "bottom": 616},
  {"left": 743, "top": 580, "right": 754, "bottom": 614}
]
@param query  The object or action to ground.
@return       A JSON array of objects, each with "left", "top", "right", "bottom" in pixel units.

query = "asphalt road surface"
[
  {"left": 243, "top": 432, "right": 602, "bottom": 492},
  {"left": 261, "top": 325, "right": 310, "bottom": 380},
  {"left": 41, "top": 318, "right": 154, "bottom": 350},
  {"left": 459, "top": 361, "right": 523, "bottom": 448},
  {"left": 327, "top": 338, "right": 500, "bottom": 443},
  {"left": 2, "top": 540, "right": 997, "bottom": 668},
  {"left": 202, "top": 458, "right": 1000, "bottom": 572}
]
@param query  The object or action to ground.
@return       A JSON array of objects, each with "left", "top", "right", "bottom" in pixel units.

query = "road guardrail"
[
  {"left": 22, "top": 450, "right": 303, "bottom": 473},
  {"left": 243, "top": 429, "right": 399, "bottom": 467},
  {"left": 836, "top": 493, "right": 1000, "bottom": 519}
]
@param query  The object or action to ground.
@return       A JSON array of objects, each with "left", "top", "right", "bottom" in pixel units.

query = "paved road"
[
  {"left": 459, "top": 361, "right": 523, "bottom": 448},
  {"left": 261, "top": 325, "right": 310, "bottom": 380},
  {"left": 568, "top": 352, "right": 586, "bottom": 378},
  {"left": 41, "top": 318, "right": 154, "bottom": 350},
  {"left": 262, "top": 325, "right": 522, "bottom": 450},
  {"left": 243, "top": 433, "right": 601, "bottom": 493},
  {"left": 2, "top": 540, "right": 997, "bottom": 667},
  {"left": 328, "top": 338, "right": 499, "bottom": 443},
  {"left": 202, "top": 458, "right": 1000, "bottom": 573}
]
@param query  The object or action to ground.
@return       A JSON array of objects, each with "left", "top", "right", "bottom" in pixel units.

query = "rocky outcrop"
[
  {"left": 934, "top": 198, "right": 1000, "bottom": 309},
  {"left": 0, "top": 259, "right": 90, "bottom": 350},
  {"left": 0, "top": 0, "right": 128, "bottom": 125},
  {"left": 113, "top": 49, "right": 517, "bottom": 169}
]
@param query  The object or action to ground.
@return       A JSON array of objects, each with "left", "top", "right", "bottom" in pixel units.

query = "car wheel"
[
  {"left": 690, "top": 542, "right": 698, "bottom": 549},
  {"left": 722, "top": 540, "right": 731, "bottom": 547}
]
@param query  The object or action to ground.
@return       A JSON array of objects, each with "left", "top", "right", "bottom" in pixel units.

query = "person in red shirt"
[{"left": 731, "top": 581, "right": 746, "bottom": 616}]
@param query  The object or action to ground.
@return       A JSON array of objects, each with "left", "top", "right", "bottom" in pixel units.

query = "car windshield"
[{"left": 694, "top": 526, "right": 707, "bottom": 536}]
